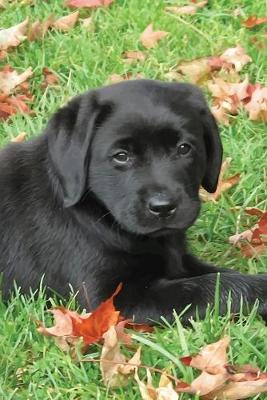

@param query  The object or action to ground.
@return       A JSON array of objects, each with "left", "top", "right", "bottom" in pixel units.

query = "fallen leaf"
[
  {"left": 0, "top": 94, "right": 33, "bottom": 121},
  {"left": 122, "top": 51, "right": 146, "bottom": 64},
  {"left": 80, "top": 17, "right": 95, "bottom": 31},
  {"left": 38, "top": 284, "right": 123, "bottom": 351},
  {"left": 203, "top": 373, "right": 267, "bottom": 399},
  {"left": 177, "top": 57, "right": 211, "bottom": 84},
  {"left": 140, "top": 24, "right": 168, "bottom": 49},
  {"left": 41, "top": 67, "right": 59, "bottom": 89},
  {"left": 199, "top": 158, "right": 241, "bottom": 202},
  {"left": 181, "top": 337, "right": 229, "bottom": 374},
  {"left": 178, "top": 337, "right": 267, "bottom": 399},
  {"left": 220, "top": 46, "right": 252, "bottom": 72},
  {"left": 100, "top": 324, "right": 141, "bottom": 387},
  {"left": 53, "top": 11, "right": 79, "bottom": 31},
  {"left": 245, "top": 85, "right": 267, "bottom": 122},
  {"left": 211, "top": 104, "right": 230, "bottom": 125},
  {"left": 11, "top": 132, "right": 27, "bottom": 143},
  {"left": 27, "top": 15, "right": 54, "bottom": 41},
  {"left": 68, "top": 283, "right": 122, "bottom": 345},
  {"left": 124, "top": 321, "right": 154, "bottom": 333},
  {"left": 66, "top": 0, "right": 113, "bottom": 8},
  {"left": 243, "top": 16, "right": 267, "bottom": 28},
  {"left": 108, "top": 73, "right": 144, "bottom": 84},
  {"left": 135, "top": 369, "right": 179, "bottom": 400},
  {"left": 229, "top": 210, "right": 267, "bottom": 258},
  {"left": 0, "top": 66, "right": 33, "bottom": 95},
  {"left": 0, "top": 18, "right": 29, "bottom": 51},
  {"left": 166, "top": 1, "right": 207, "bottom": 15}
]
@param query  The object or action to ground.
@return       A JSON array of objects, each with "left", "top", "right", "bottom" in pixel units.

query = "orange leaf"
[
  {"left": 71, "top": 283, "right": 122, "bottom": 345},
  {"left": 66, "top": 0, "right": 113, "bottom": 8},
  {"left": 243, "top": 16, "right": 267, "bottom": 28},
  {"left": 140, "top": 24, "right": 168, "bottom": 49}
]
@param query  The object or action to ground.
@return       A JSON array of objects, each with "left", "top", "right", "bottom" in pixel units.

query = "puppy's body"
[{"left": 1, "top": 80, "right": 266, "bottom": 323}]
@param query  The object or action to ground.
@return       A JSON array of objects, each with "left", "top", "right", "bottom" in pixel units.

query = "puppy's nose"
[{"left": 148, "top": 196, "right": 177, "bottom": 218}]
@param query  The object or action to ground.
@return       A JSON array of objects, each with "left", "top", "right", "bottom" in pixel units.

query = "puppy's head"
[{"left": 48, "top": 80, "right": 222, "bottom": 236}]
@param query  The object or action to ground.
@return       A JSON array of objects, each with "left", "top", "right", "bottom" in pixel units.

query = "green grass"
[{"left": 1, "top": 0, "right": 267, "bottom": 398}]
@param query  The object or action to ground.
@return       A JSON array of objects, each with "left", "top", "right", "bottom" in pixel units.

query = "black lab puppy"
[{"left": 0, "top": 80, "right": 266, "bottom": 323}]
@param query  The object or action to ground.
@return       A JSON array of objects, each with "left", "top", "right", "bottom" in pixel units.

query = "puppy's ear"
[
  {"left": 201, "top": 108, "right": 223, "bottom": 193},
  {"left": 47, "top": 92, "right": 108, "bottom": 207}
]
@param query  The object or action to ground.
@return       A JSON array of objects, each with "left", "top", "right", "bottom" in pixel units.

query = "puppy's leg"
[
  {"left": 115, "top": 273, "right": 267, "bottom": 324},
  {"left": 182, "top": 254, "right": 235, "bottom": 276}
]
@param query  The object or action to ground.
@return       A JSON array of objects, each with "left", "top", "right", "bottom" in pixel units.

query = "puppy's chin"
[{"left": 115, "top": 214, "right": 199, "bottom": 237}]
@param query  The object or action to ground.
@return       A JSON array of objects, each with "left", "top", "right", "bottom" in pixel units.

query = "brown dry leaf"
[
  {"left": 199, "top": 158, "right": 240, "bottom": 202},
  {"left": 177, "top": 337, "right": 267, "bottom": 399},
  {"left": 11, "top": 132, "right": 27, "bottom": 143},
  {"left": 208, "top": 77, "right": 250, "bottom": 123},
  {"left": 37, "top": 308, "right": 82, "bottom": 351},
  {"left": 245, "top": 85, "right": 267, "bottom": 122},
  {"left": 178, "top": 337, "right": 230, "bottom": 396},
  {"left": 100, "top": 324, "right": 141, "bottom": 387},
  {"left": 0, "top": 0, "right": 6, "bottom": 8},
  {"left": 229, "top": 229, "right": 254, "bottom": 246},
  {"left": 229, "top": 210, "right": 267, "bottom": 258},
  {"left": 53, "top": 11, "right": 79, "bottom": 31},
  {"left": 0, "top": 18, "right": 29, "bottom": 51},
  {"left": 177, "top": 57, "right": 212, "bottom": 84},
  {"left": 208, "top": 77, "right": 250, "bottom": 102},
  {"left": 220, "top": 46, "right": 252, "bottom": 72},
  {"left": 122, "top": 51, "right": 146, "bottom": 64},
  {"left": 80, "top": 17, "right": 95, "bottom": 31},
  {"left": 180, "top": 337, "right": 230, "bottom": 374},
  {"left": 140, "top": 24, "right": 168, "bottom": 49},
  {"left": 108, "top": 73, "right": 144, "bottom": 84},
  {"left": 0, "top": 66, "right": 33, "bottom": 95},
  {"left": 27, "top": 15, "right": 54, "bottom": 41},
  {"left": 166, "top": 1, "right": 207, "bottom": 15},
  {"left": 66, "top": 0, "right": 113, "bottom": 8},
  {"left": 41, "top": 67, "right": 59, "bottom": 89},
  {"left": 203, "top": 373, "right": 267, "bottom": 399},
  {"left": 135, "top": 369, "right": 179, "bottom": 400},
  {"left": 211, "top": 104, "right": 230, "bottom": 125}
]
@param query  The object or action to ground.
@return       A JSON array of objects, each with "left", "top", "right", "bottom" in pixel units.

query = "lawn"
[{"left": 0, "top": 0, "right": 267, "bottom": 399}]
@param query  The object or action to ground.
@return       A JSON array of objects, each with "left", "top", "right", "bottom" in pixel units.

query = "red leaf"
[
  {"left": 66, "top": 0, "right": 113, "bottom": 8},
  {"left": 180, "top": 356, "right": 193, "bottom": 365},
  {"left": 71, "top": 283, "right": 122, "bottom": 345},
  {"left": 243, "top": 16, "right": 267, "bottom": 28}
]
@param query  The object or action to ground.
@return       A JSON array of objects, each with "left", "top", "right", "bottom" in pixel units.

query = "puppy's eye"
[
  {"left": 177, "top": 143, "right": 191, "bottom": 155},
  {"left": 113, "top": 151, "right": 129, "bottom": 164}
]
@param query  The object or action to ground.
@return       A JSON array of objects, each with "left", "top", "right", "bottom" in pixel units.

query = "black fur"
[{"left": 1, "top": 80, "right": 267, "bottom": 323}]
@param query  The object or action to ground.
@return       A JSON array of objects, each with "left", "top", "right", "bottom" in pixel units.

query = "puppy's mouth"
[{"left": 148, "top": 227, "right": 179, "bottom": 237}]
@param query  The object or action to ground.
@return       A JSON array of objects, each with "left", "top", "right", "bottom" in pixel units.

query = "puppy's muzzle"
[{"left": 147, "top": 194, "right": 177, "bottom": 218}]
